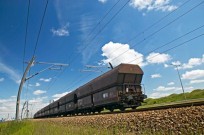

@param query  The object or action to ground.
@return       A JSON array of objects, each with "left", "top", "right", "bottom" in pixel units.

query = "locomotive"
[{"left": 34, "top": 64, "right": 146, "bottom": 118}]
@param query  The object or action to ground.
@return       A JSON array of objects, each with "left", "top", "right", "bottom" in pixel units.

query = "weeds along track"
[{"left": 33, "top": 105, "right": 204, "bottom": 135}]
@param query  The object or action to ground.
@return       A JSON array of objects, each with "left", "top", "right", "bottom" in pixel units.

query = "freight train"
[{"left": 34, "top": 64, "right": 147, "bottom": 118}]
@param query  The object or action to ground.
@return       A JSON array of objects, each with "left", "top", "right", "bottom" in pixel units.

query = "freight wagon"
[{"left": 34, "top": 64, "right": 147, "bottom": 118}]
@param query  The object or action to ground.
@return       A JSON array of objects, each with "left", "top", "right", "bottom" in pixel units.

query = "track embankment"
[{"left": 33, "top": 105, "right": 204, "bottom": 135}]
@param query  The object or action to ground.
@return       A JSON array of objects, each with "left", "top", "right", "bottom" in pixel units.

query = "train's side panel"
[
  {"left": 66, "top": 102, "right": 75, "bottom": 112},
  {"left": 76, "top": 84, "right": 92, "bottom": 98},
  {"left": 93, "top": 87, "right": 119, "bottom": 106},
  {"left": 64, "top": 92, "right": 76, "bottom": 112},
  {"left": 91, "top": 68, "right": 119, "bottom": 92},
  {"left": 78, "top": 95, "right": 92, "bottom": 109}
]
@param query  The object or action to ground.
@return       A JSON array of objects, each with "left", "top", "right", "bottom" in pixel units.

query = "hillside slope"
[{"left": 143, "top": 89, "right": 204, "bottom": 106}]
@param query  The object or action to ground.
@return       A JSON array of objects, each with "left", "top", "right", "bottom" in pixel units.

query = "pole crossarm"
[
  {"left": 16, "top": 57, "right": 68, "bottom": 120},
  {"left": 29, "top": 61, "right": 69, "bottom": 66},
  {"left": 25, "top": 65, "right": 54, "bottom": 81},
  {"left": 80, "top": 69, "right": 103, "bottom": 73}
]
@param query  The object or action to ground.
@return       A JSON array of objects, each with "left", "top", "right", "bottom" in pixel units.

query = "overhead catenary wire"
[
  {"left": 67, "top": 0, "right": 203, "bottom": 95},
  {"left": 130, "top": 33, "right": 204, "bottom": 65},
  {"left": 48, "top": 0, "right": 125, "bottom": 93},
  {"left": 87, "top": 0, "right": 122, "bottom": 38},
  {"left": 45, "top": 68, "right": 67, "bottom": 92},
  {"left": 83, "top": 0, "right": 130, "bottom": 51},
  {"left": 61, "top": 25, "right": 204, "bottom": 99},
  {"left": 68, "top": 0, "right": 130, "bottom": 66},
  {"left": 48, "top": 0, "right": 129, "bottom": 96},
  {"left": 127, "top": 24, "right": 204, "bottom": 64},
  {"left": 32, "top": 0, "right": 49, "bottom": 57},
  {"left": 23, "top": 0, "right": 31, "bottom": 72},
  {"left": 107, "top": 0, "right": 192, "bottom": 56},
  {"left": 65, "top": 73, "right": 93, "bottom": 92},
  {"left": 110, "top": 0, "right": 204, "bottom": 63},
  {"left": 40, "top": 0, "right": 203, "bottom": 103}
]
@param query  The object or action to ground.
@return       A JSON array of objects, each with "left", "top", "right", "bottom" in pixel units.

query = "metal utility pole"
[
  {"left": 26, "top": 101, "right": 29, "bottom": 119},
  {"left": 16, "top": 57, "right": 35, "bottom": 120},
  {"left": 170, "top": 64, "right": 186, "bottom": 100},
  {"left": 21, "top": 101, "right": 27, "bottom": 120},
  {"left": 16, "top": 57, "right": 68, "bottom": 120}
]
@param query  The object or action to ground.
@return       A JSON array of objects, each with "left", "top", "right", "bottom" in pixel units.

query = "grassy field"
[
  {"left": 1, "top": 105, "right": 204, "bottom": 135},
  {"left": 0, "top": 120, "right": 130, "bottom": 135},
  {"left": 0, "top": 89, "right": 203, "bottom": 135},
  {"left": 143, "top": 89, "right": 204, "bottom": 106}
]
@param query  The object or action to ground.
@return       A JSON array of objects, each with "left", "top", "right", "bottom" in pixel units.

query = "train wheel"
[
  {"left": 109, "top": 108, "right": 114, "bottom": 112},
  {"left": 132, "top": 107, "right": 137, "bottom": 110},
  {"left": 120, "top": 107, "right": 125, "bottom": 111}
]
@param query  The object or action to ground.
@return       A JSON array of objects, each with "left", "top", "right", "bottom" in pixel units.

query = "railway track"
[
  {"left": 47, "top": 98, "right": 204, "bottom": 118},
  {"left": 33, "top": 99, "right": 204, "bottom": 135}
]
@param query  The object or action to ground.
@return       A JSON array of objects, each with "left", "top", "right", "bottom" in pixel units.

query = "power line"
[
  {"left": 68, "top": 0, "right": 130, "bottom": 66},
  {"left": 51, "top": 0, "right": 123, "bottom": 92},
  {"left": 57, "top": 1, "right": 130, "bottom": 91},
  {"left": 65, "top": 73, "right": 93, "bottom": 92},
  {"left": 32, "top": 0, "right": 49, "bottom": 57},
  {"left": 23, "top": 0, "right": 31, "bottom": 72},
  {"left": 87, "top": 0, "right": 122, "bottom": 38},
  {"left": 85, "top": 0, "right": 130, "bottom": 51},
  {"left": 110, "top": 0, "right": 204, "bottom": 62},
  {"left": 131, "top": 33, "right": 204, "bottom": 65},
  {"left": 74, "top": 27, "right": 204, "bottom": 90},
  {"left": 127, "top": 24, "right": 204, "bottom": 64},
  {"left": 45, "top": 68, "right": 67, "bottom": 92},
  {"left": 107, "top": 0, "right": 192, "bottom": 56}
]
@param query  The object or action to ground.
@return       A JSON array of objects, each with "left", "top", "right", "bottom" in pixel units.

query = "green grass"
[
  {"left": 0, "top": 121, "right": 34, "bottom": 135},
  {"left": 0, "top": 120, "right": 130, "bottom": 135},
  {"left": 142, "top": 89, "right": 204, "bottom": 106}
]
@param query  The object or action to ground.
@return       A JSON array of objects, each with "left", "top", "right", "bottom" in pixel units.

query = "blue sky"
[{"left": 0, "top": 0, "right": 204, "bottom": 119}]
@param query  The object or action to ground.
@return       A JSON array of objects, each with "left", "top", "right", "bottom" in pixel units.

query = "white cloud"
[
  {"left": 172, "top": 54, "right": 204, "bottom": 70},
  {"left": 39, "top": 78, "right": 52, "bottom": 82},
  {"left": 98, "top": 0, "right": 107, "bottom": 3},
  {"left": 33, "top": 90, "right": 46, "bottom": 95},
  {"left": 51, "top": 23, "right": 69, "bottom": 37},
  {"left": 11, "top": 96, "right": 16, "bottom": 98},
  {"left": 150, "top": 86, "right": 194, "bottom": 98},
  {"left": 29, "top": 82, "right": 41, "bottom": 87},
  {"left": 171, "top": 61, "right": 181, "bottom": 66},
  {"left": 130, "top": 0, "right": 177, "bottom": 12},
  {"left": 153, "top": 86, "right": 176, "bottom": 92},
  {"left": 190, "top": 79, "right": 204, "bottom": 84},
  {"left": 182, "top": 70, "right": 204, "bottom": 80},
  {"left": 149, "top": 92, "right": 170, "bottom": 98},
  {"left": 0, "top": 77, "right": 4, "bottom": 82},
  {"left": 52, "top": 91, "right": 70, "bottom": 101},
  {"left": 164, "top": 64, "right": 169, "bottom": 68},
  {"left": 0, "top": 95, "right": 49, "bottom": 120},
  {"left": 35, "top": 83, "right": 40, "bottom": 87},
  {"left": 167, "top": 82, "right": 174, "bottom": 85},
  {"left": 0, "top": 62, "right": 21, "bottom": 83},
  {"left": 0, "top": 97, "right": 21, "bottom": 120},
  {"left": 101, "top": 41, "right": 146, "bottom": 67},
  {"left": 146, "top": 52, "right": 171, "bottom": 64},
  {"left": 151, "top": 74, "right": 161, "bottom": 78}
]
